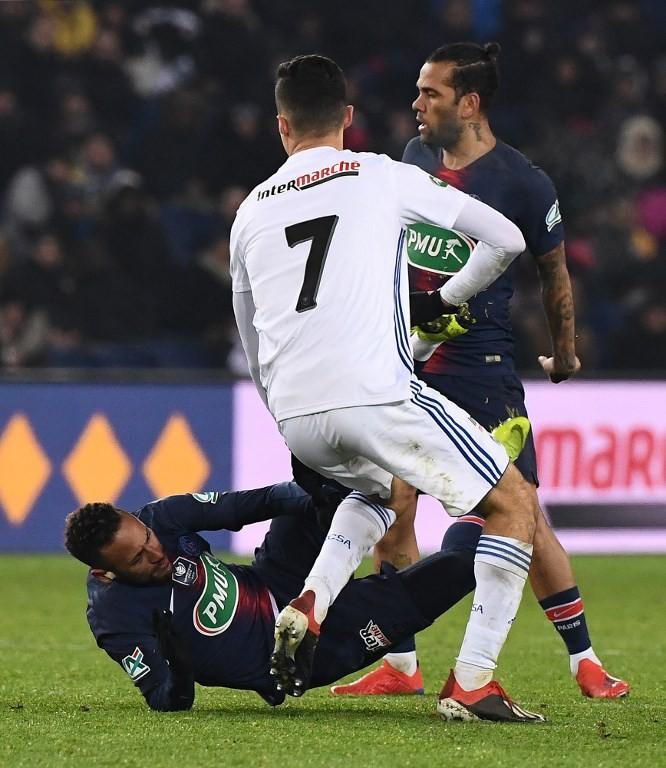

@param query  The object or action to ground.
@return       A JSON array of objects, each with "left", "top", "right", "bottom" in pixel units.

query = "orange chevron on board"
[
  {"left": 62, "top": 414, "right": 132, "bottom": 505},
  {"left": 0, "top": 414, "right": 52, "bottom": 525},
  {"left": 143, "top": 413, "right": 210, "bottom": 498}
]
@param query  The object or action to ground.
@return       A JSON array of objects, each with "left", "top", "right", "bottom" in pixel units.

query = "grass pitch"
[{"left": 1, "top": 554, "right": 664, "bottom": 768}]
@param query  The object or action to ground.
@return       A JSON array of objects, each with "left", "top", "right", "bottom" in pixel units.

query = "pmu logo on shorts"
[
  {"left": 256, "top": 161, "right": 360, "bottom": 200},
  {"left": 193, "top": 552, "right": 239, "bottom": 636},
  {"left": 359, "top": 620, "right": 390, "bottom": 651},
  {"left": 122, "top": 647, "right": 151, "bottom": 681}
]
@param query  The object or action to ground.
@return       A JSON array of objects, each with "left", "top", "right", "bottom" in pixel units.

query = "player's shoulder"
[
  {"left": 339, "top": 147, "right": 394, "bottom": 171},
  {"left": 86, "top": 571, "right": 167, "bottom": 638},
  {"left": 402, "top": 136, "right": 438, "bottom": 165},
  {"left": 493, "top": 141, "right": 556, "bottom": 190}
]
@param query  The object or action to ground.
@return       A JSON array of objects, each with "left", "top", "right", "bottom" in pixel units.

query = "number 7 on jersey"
[{"left": 285, "top": 215, "right": 339, "bottom": 313}]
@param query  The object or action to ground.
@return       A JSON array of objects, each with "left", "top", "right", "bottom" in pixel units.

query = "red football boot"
[
  {"left": 576, "top": 659, "right": 630, "bottom": 699},
  {"left": 437, "top": 669, "right": 545, "bottom": 723},
  {"left": 330, "top": 660, "right": 424, "bottom": 695}
]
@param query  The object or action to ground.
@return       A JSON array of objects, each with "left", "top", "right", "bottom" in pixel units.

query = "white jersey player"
[{"left": 231, "top": 55, "right": 544, "bottom": 723}]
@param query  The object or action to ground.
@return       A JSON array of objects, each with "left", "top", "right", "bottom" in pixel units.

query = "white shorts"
[{"left": 279, "top": 378, "right": 509, "bottom": 517}]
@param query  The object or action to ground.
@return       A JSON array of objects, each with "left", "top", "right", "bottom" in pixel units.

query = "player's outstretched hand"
[{"left": 538, "top": 354, "right": 581, "bottom": 384}]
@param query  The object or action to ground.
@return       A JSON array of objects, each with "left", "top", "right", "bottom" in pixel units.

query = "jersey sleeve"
[
  {"left": 517, "top": 166, "right": 564, "bottom": 257},
  {"left": 152, "top": 482, "right": 314, "bottom": 534},
  {"left": 391, "top": 160, "right": 468, "bottom": 229},
  {"left": 230, "top": 206, "right": 251, "bottom": 293},
  {"left": 99, "top": 632, "right": 195, "bottom": 712}
]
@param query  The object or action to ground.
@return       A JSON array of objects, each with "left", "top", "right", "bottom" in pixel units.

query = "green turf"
[{"left": 1, "top": 554, "right": 664, "bottom": 768}]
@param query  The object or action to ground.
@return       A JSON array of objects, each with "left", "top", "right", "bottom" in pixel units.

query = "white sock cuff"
[
  {"left": 347, "top": 491, "right": 396, "bottom": 538},
  {"left": 569, "top": 647, "right": 601, "bottom": 676},
  {"left": 476, "top": 534, "right": 532, "bottom": 579}
]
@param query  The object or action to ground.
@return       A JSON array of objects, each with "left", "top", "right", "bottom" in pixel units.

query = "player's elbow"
[{"left": 505, "top": 224, "right": 526, "bottom": 259}]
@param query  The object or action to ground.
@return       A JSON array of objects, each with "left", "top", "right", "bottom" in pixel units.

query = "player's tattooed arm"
[{"left": 534, "top": 242, "right": 581, "bottom": 383}]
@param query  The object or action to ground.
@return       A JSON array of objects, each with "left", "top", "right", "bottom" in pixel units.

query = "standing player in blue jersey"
[
  {"left": 332, "top": 42, "right": 629, "bottom": 700},
  {"left": 64, "top": 483, "right": 480, "bottom": 712}
]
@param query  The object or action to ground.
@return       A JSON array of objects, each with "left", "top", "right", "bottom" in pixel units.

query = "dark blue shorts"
[
  {"left": 419, "top": 371, "right": 539, "bottom": 486},
  {"left": 252, "top": 511, "right": 431, "bottom": 688}
]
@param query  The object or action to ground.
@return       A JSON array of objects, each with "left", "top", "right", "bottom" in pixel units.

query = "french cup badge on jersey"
[{"left": 172, "top": 556, "right": 198, "bottom": 587}]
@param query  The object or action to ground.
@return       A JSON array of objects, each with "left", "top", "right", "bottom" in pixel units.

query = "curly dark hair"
[{"left": 64, "top": 502, "right": 121, "bottom": 567}]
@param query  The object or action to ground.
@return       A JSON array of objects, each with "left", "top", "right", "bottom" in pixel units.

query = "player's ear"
[
  {"left": 91, "top": 568, "right": 116, "bottom": 583},
  {"left": 343, "top": 105, "right": 354, "bottom": 129},
  {"left": 277, "top": 114, "right": 289, "bottom": 137},
  {"left": 460, "top": 92, "right": 480, "bottom": 119}
]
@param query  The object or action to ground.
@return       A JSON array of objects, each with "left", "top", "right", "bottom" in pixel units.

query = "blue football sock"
[
  {"left": 441, "top": 517, "right": 484, "bottom": 554},
  {"left": 539, "top": 586, "right": 592, "bottom": 655}
]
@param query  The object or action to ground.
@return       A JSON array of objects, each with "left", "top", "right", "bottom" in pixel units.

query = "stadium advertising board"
[
  {"left": 1, "top": 380, "right": 665, "bottom": 553},
  {"left": 0, "top": 383, "right": 233, "bottom": 552},
  {"left": 231, "top": 380, "right": 666, "bottom": 554}
]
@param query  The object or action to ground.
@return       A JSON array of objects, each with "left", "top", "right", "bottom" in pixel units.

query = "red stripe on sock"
[
  {"left": 458, "top": 515, "right": 485, "bottom": 527},
  {"left": 544, "top": 598, "right": 584, "bottom": 622}
]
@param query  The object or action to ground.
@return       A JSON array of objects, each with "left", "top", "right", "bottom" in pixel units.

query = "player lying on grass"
[{"left": 64, "top": 482, "right": 487, "bottom": 715}]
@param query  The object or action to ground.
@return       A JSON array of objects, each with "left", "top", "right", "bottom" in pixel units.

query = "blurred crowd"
[{"left": 0, "top": 0, "right": 664, "bottom": 373}]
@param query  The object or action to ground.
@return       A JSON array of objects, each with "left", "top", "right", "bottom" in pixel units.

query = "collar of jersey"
[{"left": 282, "top": 145, "right": 340, "bottom": 166}]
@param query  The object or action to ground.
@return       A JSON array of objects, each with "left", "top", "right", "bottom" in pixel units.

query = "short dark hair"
[
  {"left": 64, "top": 502, "right": 121, "bottom": 567},
  {"left": 275, "top": 54, "right": 347, "bottom": 136},
  {"left": 427, "top": 42, "right": 501, "bottom": 112}
]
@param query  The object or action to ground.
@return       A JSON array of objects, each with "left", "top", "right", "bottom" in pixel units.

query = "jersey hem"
[{"left": 274, "top": 387, "right": 412, "bottom": 422}]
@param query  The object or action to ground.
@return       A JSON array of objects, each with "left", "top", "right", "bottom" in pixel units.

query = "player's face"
[
  {"left": 412, "top": 62, "right": 464, "bottom": 150},
  {"left": 99, "top": 513, "right": 172, "bottom": 584}
]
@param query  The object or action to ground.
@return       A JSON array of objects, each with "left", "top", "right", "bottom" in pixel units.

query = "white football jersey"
[{"left": 230, "top": 146, "right": 468, "bottom": 421}]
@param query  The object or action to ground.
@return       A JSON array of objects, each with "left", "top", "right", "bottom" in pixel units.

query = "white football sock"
[
  {"left": 454, "top": 535, "right": 532, "bottom": 691},
  {"left": 569, "top": 647, "right": 601, "bottom": 676},
  {"left": 302, "top": 491, "right": 395, "bottom": 625},
  {"left": 384, "top": 651, "right": 418, "bottom": 677}
]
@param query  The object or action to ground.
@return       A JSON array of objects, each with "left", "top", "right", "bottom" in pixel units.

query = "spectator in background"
[
  {"left": 75, "top": 132, "right": 125, "bottom": 216},
  {"left": 91, "top": 172, "right": 174, "bottom": 340},
  {"left": 609, "top": 293, "right": 666, "bottom": 371},
  {"left": 133, "top": 87, "right": 210, "bottom": 200},
  {"left": 0, "top": 296, "right": 48, "bottom": 368},
  {"left": 126, "top": 4, "right": 200, "bottom": 98},
  {"left": 3, "top": 153, "right": 73, "bottom": 258},
  {"left": 3, "top": 231, "right": 83, "bottom": 344},
  {"left": 0, "top": 83, "right": 30, "bottom": 194},
  {"left": 39, "top": 0, "right": 97, "bottom": 58},
  {"left": 78, "top": 27, "right": 135, "bottom": 140}
]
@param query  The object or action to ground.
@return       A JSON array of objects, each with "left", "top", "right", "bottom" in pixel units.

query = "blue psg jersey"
[
  {"left": 402, "top": 137, "right": 564, "bottom": 375},
  {"left": 86, "top": 484, "right": 312, "bottom": 708}
]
